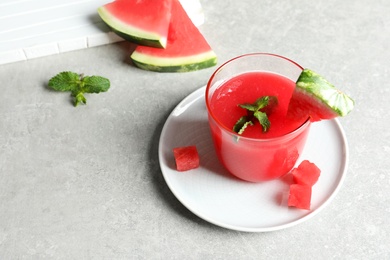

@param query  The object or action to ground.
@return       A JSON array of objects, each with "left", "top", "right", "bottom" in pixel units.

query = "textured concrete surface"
[{"left": 0, "top": 0, "right": 389, "bottom": 259}]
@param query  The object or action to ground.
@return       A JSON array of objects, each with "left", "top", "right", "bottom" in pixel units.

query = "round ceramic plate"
[{"left": 158, "top": 86, "right": 349, "bottom": 232}]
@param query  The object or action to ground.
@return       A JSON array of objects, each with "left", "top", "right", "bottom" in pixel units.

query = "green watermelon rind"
[
  {"left": 97, "top": 7, "right": 167, "bottom": 48},
  {"left": 131, "top": 51, "right": 218, "bottom": 72},
  {"left": 296, "top": 69, "right": 355, "bottom": 117}
]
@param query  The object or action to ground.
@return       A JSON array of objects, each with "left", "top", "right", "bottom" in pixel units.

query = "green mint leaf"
[
  {"left": 254, "top": 111, "right": 270, "bottom": 132},
  {"left": 254, "top": 96, "right": 270, "bottom": 110},
  {"left": 48, "top": 71, "right": 110, "bottom": 107},
  {"left": 48, "top": 71, "right": 80, "bottom": 92},
  {"left": 82, "top": 76, "right": 110, "bottom": 93},
  {"left": 233, "top": 116, "right": 252, "bottom": 134},
  {"left": 239, "top": 103, "right": 258, "bottom": 112},
  {"left": 233, "top": 115, "right": 255, "bottom": 135},
  {"left": 238, "top": 120, "right": 254, "bottom": 135},
  {"left": 233, "top": 95, "right": 277, "bottom": 135}
]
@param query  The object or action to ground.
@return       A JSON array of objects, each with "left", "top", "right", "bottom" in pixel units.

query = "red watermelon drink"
[{"left": 206, "top": 53, "right": 311, "bottom": 182}]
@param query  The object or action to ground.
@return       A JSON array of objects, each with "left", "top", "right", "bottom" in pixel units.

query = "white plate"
[{"left": 158, "top": 86, "right": 349, "bottom": 232}]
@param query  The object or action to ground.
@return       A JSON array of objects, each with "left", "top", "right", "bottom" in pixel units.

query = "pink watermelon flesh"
[
  {"left": 287, "top": 89, "right": 338, "bottom": 122},
  {"left": 292, "top": 160, "right": 321, "bottom": 186},
  {"left": 98, "top": 0, "right": 172, "bottom": 48},
  {"left": 173, "top": 146, "right": 199, "bottom": 171},
  {"left": 288, "top": 184, "right": 312, "bottom": 210},
  {"left": 130, "top": 0, "right": 217, "bottom": 72}
]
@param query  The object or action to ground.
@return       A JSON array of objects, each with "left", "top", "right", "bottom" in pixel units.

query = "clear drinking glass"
[{"left": 206, "top": 53, "right": 311, "bottom": 182}]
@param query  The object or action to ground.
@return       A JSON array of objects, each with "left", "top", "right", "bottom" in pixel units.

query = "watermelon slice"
[
  {"left": 173, "top": 146, "right": 200, "bottom": 171},
  {"left": 288, "top": 184, "right": 312, "bottom": 210},
  {"left": 292, "top": 160, "right": 321, "bottom": 186},
  {"left": 98, "top": 0, "right": 172, "bottom": 48},
  {"left": 288, "top": 69, "right": 355, "bottom": 122},
  {"left": 130, "top": 0, "right": 217, "bottom": 72}
]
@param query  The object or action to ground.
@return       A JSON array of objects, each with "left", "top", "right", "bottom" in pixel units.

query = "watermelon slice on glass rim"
[{"left": 288, "top": 68, "right": 355, "bottom": 122}]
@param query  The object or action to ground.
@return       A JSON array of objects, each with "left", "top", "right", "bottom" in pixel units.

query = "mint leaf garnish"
[
  {"left": 233, "top": 116, "right": 254, "bottom": 134},
  {"left": 233, "top": 96, "right": 277, "bottom": 134},
  {"left": 48, "top": 72, "right": 110, "bottom": 106},
  {"left": 254, "top": 111, "right": 270, "bottom": 132}
]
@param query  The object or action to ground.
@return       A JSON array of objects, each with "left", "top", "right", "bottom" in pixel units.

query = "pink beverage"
[{"left": 206, "top": 53, "right": 311, "bottom": 182}]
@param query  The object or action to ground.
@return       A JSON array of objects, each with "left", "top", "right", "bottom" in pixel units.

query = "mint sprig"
[
  {"left": 233, "top": 96, "right": 277, "bottom": 134},
  {"left": 48, "top": 71, "right": 110, "bottom": 106}
]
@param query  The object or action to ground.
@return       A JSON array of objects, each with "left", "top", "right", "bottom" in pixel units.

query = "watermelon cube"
[
  {"left": 173, "top": 145, "right": 199, "bottom": 171},
  {"left": 292, "top": 160, "right": 321, "bottom": 186},
  {"left": 288, "top": 184, "right": 312, "bottom": 210}
]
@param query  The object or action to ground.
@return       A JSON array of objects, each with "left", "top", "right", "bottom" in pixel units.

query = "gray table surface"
[{"left": 1, "top": 0, "right": 389, "bottom": 259}]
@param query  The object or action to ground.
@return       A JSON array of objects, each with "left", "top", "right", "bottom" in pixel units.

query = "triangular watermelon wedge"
[
  {"left": 288, "top": 69, "right": 355, "bottom": 121},
  {"left": 98, "top": 0, "right": 172, "bottom": 48},
  {"left": 130, "top": 0, "right": 217, "bottom": 72}
]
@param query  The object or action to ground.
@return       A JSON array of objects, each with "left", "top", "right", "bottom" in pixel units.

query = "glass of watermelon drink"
[{"left": 206, "top": 53, "right": 311, "bottom": 182}]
